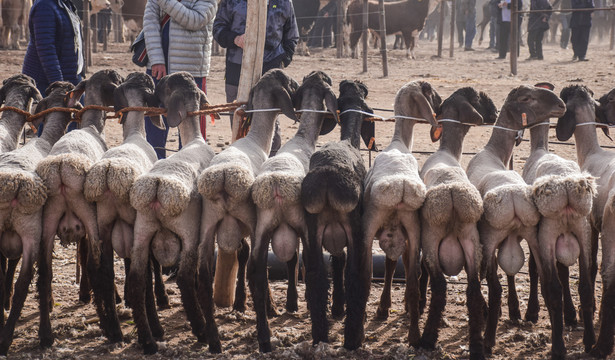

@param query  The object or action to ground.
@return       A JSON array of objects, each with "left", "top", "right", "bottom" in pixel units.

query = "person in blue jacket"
[
  {"left": 213, "top": 0, "right": 299, "bottom": 155},
  {"left": 22, "top": 0, "right": 84, "bottom": 96},
  {"left": 570, "top": 0, "right": 594, "bottom": 61}
]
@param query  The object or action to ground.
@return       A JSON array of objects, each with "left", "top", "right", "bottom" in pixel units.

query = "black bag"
[{"left": 130, "top": 30, "right": 148, "bottom": 67}]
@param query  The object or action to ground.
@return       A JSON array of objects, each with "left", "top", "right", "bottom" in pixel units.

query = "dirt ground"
[{"left": 1, "top": 36, "right": 614, "bottom": 360}]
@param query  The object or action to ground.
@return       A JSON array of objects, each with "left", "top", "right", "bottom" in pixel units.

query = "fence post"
[
  {"left": 450, "top": 0, "right": 455, "bottom": 57},
  {"left": 378, "top": 0, "right": 388, "bottom": 76},
  {"left": 84, "top": 0, "right": 91, "bottom": 68},
  {"left": 511, "top": 0, "right": 518, "bottom": 75},
  {"left": 337, "top": 0, "right": 345, "bottom": 58},
  {"left": 362, "top": 0, "right": 369, "bottom": 72},
  {"left": 437, "top": 1, "right": 444, "bottom": 57}
]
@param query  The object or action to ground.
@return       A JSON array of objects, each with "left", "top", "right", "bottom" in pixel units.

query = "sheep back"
[
  {"left": 198, "top": 163, "right": 254, "bottom": 203},
  {"left": 0, "top": 170, "right": 47, "bottom": 214},
  {"left": 532, "top": 173, "right": 596, "bottom": 218},
  {"left": 483, "top": 184, "right": 539, "bottom": 229},
  {"left": 131, "top": 162, "right": 197, "bottom": 218},
  {"left": 84, "top": 157, "right": 140, "bottom": 203},
  {"left": 36, "top": 153, "right": 93, "bottom": 192},
  {"left": 422, "top": 182, "right": 483, "bottom": 225}
]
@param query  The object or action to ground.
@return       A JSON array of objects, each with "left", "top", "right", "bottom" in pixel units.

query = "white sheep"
[
  {"left": 35, "top": 69, "right": 123, "bottom": 349},
  {"left": 249, "top": 70, "right": 337, "bottom": 352},
  {"left": 555, "top": 85, "right": 614, "bottom": 359},
  {"left": 361, "top": 81, "right": 440, "bottom": 348},
  {"left": 127, "top": 72, "right": 216, "bottom": 355},
  {"left": 197, "top": 69, "right": 299, "bottom": 353},
  {"left": 466, "top": 85, "right": 566, "bottom": 355},
  {"left": 0, "top": 81, "right": 73, "bottom": 355},
  {"left": 418, "top": 87, "right": 497, "bottom": 359},
  {"left": 0, "top": 74, "right": 42, "bottom": 153},
  {"left": 82, "top": 72, "right": 170, "bottom": 344}
]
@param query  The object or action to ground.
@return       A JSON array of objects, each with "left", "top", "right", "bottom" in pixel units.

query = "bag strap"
[{"left": 160, "top": 0, "right": 180, "bottom": 27}]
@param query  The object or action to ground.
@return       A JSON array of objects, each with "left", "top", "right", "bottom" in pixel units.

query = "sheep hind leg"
[
  {"left": 557, "top": 262, "right": 577, "bottom": 326},
  {"left": 248, "top": 224, "right": 273, "bottom": 352},
  {"left": 343, "top": 218, "right": 366, "bottom": 351},
  {"left": 575, "top": 222, "right": 596, "bottom": 352},
  {"left": 78, "top": 237, "right": 91, "bottom": 304},
  {"left": 304, "top": 214, "right": 329, "bottom": 345},
  {"left": 483, "top": 259, "right": 502, "bottom": 355},
  {"left": 152, "top": 257, "right": 169, "bottom": 309},
  {"left": 145, "top": 259, "right": 163, "bottom": 339},
  {"left": 3, "top": 257, "right": 18, "bottom": 311},
  {"left": 233, "top": 238, "right": 249, "bottom": 313},
  {"left": 507, "top": 275, "right": 522, "bottom": 322},
  {"left": 285, "top": 250, "right": 299, "bottom": 313},
  {"left": 331, "top": 252, "right": 346, "bottom": 319},
  {"left": 419, "top": 261, "right": 429, "bottom": 314},
  {"left": 525, "top": 252, "right": 540, "bottom": 323},
  {"left": 375, "top": 257, "right": 397, "bottom": 320},
  {"left": 197, "top": 215, "right": 222, "bottom": 353},
  {"left": 404, "top": 220, "right": 422, "bottom": 348}
]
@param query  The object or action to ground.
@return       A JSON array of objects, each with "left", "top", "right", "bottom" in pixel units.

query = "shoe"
[
  {"left": 526, "top": 56, "right": 535, "bottom": 60},
  {"left": 572, "top": 55, "right": 578, "bottom": 61},
  {"left": 579, "top": 58, "right": 589, "bottom": 61},
  {"left": 536, "top": 56, "right": 544, "bottom": 60},
  {"left": 464, "top": 47, "right": 475, "bottom": 51},
  {"left": 496, "top": 56, "right": 506, "bottom": 59}
]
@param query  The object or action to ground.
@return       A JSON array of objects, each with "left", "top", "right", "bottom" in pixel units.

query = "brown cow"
[{"left": 0, "top": 0, "right": 31, "bottom": 50}]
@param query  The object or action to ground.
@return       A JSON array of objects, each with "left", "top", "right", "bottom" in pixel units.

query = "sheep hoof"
[
  {"left": 590, "top": 343, "right": 612, "bottom": 359},
  {"left": 331, "top": 305, "right": 345, "bottom": 320},
  {"left": 151, "top": 325, "right": 164, "bottom": 340},
  {"left": 524, "top": 311, "right": 539, "bottom": 324},
  {"left": 419, "top": 336, "right": 436, "bottom": 351},
  {"left": 259, "top": 341, "right": 272, "bottom": 353},
  {"left": 208, "top": 339, "right": 222, "bottom": 354},
  {"left": 79, "top": 291, "right": 91, "bottom": 304},
  {"left": 470, "top": 351, "right": 486, "bottom": 360},
  {"left": 483, "top": 344, "right": 493, "bottom": 356},
  {"left": 39, "top": 334, "right": 54, "bottom": 348},
  {"left": 142, "top": 341, "right": 158, "bottom": 355},
  {"left": 564, "top": 312, "right": 577, "bottom": 327},
  {"left": 285, "top": 302, "right": 298, "bottom": 313}
]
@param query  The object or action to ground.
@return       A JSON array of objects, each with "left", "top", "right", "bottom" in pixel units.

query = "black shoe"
[
  {"left": 496, "top": 56, "right": 506, "bottom": 59},
  {"left": 536, "top": 56, "right": 544, "bottom": 60},
  {"left": 464, "top": 47, "right": 475, "bottom": 51},
  {"left": 572, "top": 55, "right": 578, "bottom": 61},
  {"left": 579, "top": 58, "right": 589, "bottom": 61},
  {"left": 526, "top": 56, "right": 535, "bottom": 60}
]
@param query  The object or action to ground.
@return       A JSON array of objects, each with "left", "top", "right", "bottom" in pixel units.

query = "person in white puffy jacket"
[{"left": 143, "top": 0, "right": 217, "bottom": 159}]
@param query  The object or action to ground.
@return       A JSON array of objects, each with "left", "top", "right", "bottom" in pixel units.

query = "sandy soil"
[{"left": 1, "top": 37, "right": 614, "bottom": 359}]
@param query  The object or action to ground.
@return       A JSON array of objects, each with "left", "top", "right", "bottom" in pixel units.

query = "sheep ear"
[
  {"left": 166, "top": 93, "right": 186, "bottom": 128},
  {"left": 556, "top": 106, "right": 576, "bottom": 141},
  {"left": 145, "top": 89, "right": 159, "bottom": 108},
  {"left": 30, "top": 87, "right": 43, "bottom": 103},
  {"left": 199, "top": 90, "right": 219, "bottom": 120},
  {"left": 320, "top": 87, "right": 339, "bottom": 135},
  {"left": 430, "top": 125, "right": 443, "bottom": 142},
  {"left": 414, "top": 91, "right": 438, "bottom": 127},
  {"left": 102, "top": 83, "right": 120, "bottom": 106},
  {"left": 149, "top": 115, "right": 166, "bottom": 130},
  {"left": 360, "top": 103, "right": 377, "bottom": 150},
  {"left": 458, "top": 100, "right": 484, "bottom": 125},
  {"left": 67, "top": 80, "right": 87, "bottom": 107},
  {"left": 292, "top": 86, "right": 304, "bottom": 110},
  {"left": 0, "top": 85, "right": 5, "bottom": 105},
  {"left": 274, "top": 87, "right": 298, "bottom": 122},
  {"left": 113, "top": 87, "right": 128, "bottom": 124},
  {"left": 34, "top": 98, "right": 49, "bottom": 115}
]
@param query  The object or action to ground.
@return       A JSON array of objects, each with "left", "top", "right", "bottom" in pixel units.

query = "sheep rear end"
[
  {"left": 0, "top": 171, "right": 47, "bottom": 214},
  {"left": 301, "top": 165, "right": 361, "bottom": 214}
]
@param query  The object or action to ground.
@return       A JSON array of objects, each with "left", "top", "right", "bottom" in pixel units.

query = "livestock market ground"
[{"left": 1, "top": 38, "right": 614, "bottom": 360}]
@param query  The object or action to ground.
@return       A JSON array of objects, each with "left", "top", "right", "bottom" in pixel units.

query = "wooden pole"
[
  {"left": 437, "top": 1, "right": 444, "bottom": 57},
  {"left": 610, "top": 15, "right": 614, "bottom": 51},
  {"left": 217, "top": 0, "right": 268, "bottom": 309},
  {"left": 362, "top": 0, "right": 369, "bottom": 72},
  {"left": 378, "top": 0, "right": 388, "bottom": 76},
  {"left": 103, "top": 13, "right": 108, "bottom": 52},
  {"left": 92, "top": 13, "right": 98, "bottom": 53},
  {"left": 511, "top": 0, "right": 518, "bottom": 75},
  {"left": 84, "top": 0, "right": 91, "bottom": 68},
  {"left": 449, "top": 0, "right": 455, "bottom": 57},
  {"left": 337, "top": 0, "right": 344, "bottom": 58}
]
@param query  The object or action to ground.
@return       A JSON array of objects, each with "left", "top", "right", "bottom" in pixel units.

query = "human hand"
[
  {"left": 234, "top": 34, "right": 245, "bottom": 49},
  {"left": 151, "top": 64, "right": 167, "bottom": 80}
]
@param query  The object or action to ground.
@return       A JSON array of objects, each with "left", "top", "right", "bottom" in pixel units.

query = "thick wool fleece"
[
  {"left": 532, "top": 173, "right": 596, "bottom": 218},
  {"left": 483, "top": 184, "right": 540, "bottom": 229},
  {"left": 0, "top": 171, "right": 47, "bottom": 214},
  {"left": 422, "top": 182, "right": 483, "bottom": 226},
  {"left": 85, "top": 157, "right": 141, "bottom": 203},
  {"left": 198, "top": 163, "right": 254, "bottom": 203},
  {"left": 36, "top": 154, "right": 92, "bottom": 192}
]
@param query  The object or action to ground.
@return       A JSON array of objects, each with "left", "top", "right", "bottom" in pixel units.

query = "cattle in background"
[{"left": 0, "top": 0, "right": 32, "bottom": 50}]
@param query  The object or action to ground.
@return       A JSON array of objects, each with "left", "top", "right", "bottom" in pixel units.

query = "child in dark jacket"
[{"left": 22, "top": 0, "right": 84, "bottom": 95}]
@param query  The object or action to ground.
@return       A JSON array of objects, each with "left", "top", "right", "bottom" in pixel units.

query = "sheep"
[
  {"left": 35, "top": 69, "right": 123, "bottom": 348},
  {"left": 361, "top": 81, "right": 441, "bottom": 349},
  {"left": 418, "top": 87, "right": 497, "bottom": 360},
  {"left": 197, "top": 69, "right": 299, "bottom": 353},
  {"left": 0, "top": 81, "right": 74, "bottom": 355},
  {"left": 0, "top": 74, "right": 42, "bottom": 153},
  {"left": 466, "top": 85, "right": 567, "bottom": 355},
  {"left": 127, "top": 72, "right": 216, "bottom": 355},
  {"left": 248, "top": 70, "right": 338, "bottom": 352},
  {"left": 82, "top": 72, "right": 170, "bottom": 343},
  {"left": 300, "top": 79, "right": 376, "bottom": 350},
  {"left": 554, "top": 85, "right": 615, "bottom": 359},
  {"left": 346, "top": 0, "right": 434, "bottom": 59},
  {"left": 521, "top": 85, "right": 596, "bottom": 360}
]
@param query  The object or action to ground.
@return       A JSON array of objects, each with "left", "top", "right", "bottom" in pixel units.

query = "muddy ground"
[{"left": 0, "top": 36, "right": 614, "bottom": 359}]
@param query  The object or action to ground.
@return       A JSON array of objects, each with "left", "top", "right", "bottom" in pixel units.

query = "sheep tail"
[
  {"left": 422, "top": 182, "right": 483, "bottom": 225},
  {"left": 532, "top": 173, "right": 596, "bottom": 218},
  {"left": 130, "top": 174, "right": 191, "bottom": 217},
  {"left": 252, "top": 173, "right": 302, "bottom": 209},
  {"left": 483, "top": 184, "right": 539, "bottom": 229},
  {"left": 301, "top": 165, "right": 360, "bottom": 214},
  {"left": 198, "top": 164, "right": 254, "bottom": 202},
  {"left": 85, "top": 158, "right": 138, "bottom": 203},
  {"left": 369, "top": 175, "right": 426, "bottom": 210},
  {"left": 0, "top": 171, "right": 47, "bottom": 214},
  {"left": 36, "top": 154, "right": 91, "bottom": 192}
]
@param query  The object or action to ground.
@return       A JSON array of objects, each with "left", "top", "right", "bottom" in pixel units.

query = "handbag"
[{"left": 131, "top": 13, "right": 173, "bottom": 67}]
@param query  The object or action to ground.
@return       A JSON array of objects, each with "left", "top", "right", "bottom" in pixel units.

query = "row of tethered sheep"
[{"left": 0, "top": 68, "right": 613, "bottom": 358}]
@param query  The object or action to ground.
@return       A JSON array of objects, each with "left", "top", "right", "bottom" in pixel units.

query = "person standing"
[
  {"left": 488, "top": 0, "right": 500, "bottom": 51},
  {"left": 496, "top": 0, "right": 522, "bottom": 59},
  {"left": 527, "top": 0, "right": 551, "bottom": 60},
  {"left": 213, "top": 0, "right": 299, "bottom": 155},
  {"left": 22, "top": 0, "right": 85, "bottom": 96},
  {"left": 143, "top": 0, "right": 217, "bottom": 159},
  {"left": 559, "top": 0, "right": 572, "bottom": 49},
  {"left": 570, "top": 0, "right": 593, "bottom": 61}
]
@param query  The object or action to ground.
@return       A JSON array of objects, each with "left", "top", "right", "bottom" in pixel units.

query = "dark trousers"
[
  {"left": 571, "top": 25, "right": 591, "bottom": 59},
  {"left": 527, "top": 28, "right": 546, "bottom": 58},
  {"left": 498, "top": 21, "right": 511, "bottom": 58}
]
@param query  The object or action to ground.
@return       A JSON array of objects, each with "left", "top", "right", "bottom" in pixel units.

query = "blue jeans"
[{"left": 464, "top": 10, "right": 477, "bottom": 48}]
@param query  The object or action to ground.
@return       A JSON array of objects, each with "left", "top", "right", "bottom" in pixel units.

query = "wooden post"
[
  {"left": 437, "top": 1, "right": 444, "bottom": 57},
  {"left": 337, "top": 0, "right": 344, "bottom": 58},
  {"left": 92, "top": 13, "right": 98, "bottom": 53},
  {"left": 449, "top": 0, "right": 455, "bottom": 57},
  {"left": 610, "top": 15, "right": 614, "bottom": 50},
  {"left": 362, "top": 0, "right": 369, "bottom": 72},
  {"left": 103, "top": 14, "right": 108, "bottom": 52},
  {"left": 510, "top": 0, "right": 518, "bottom": 75},
  {"left": 378, "top": 0, "right": 388, "bottom": 77},
  {"left": 84, "top": 0, "right": 92, "bottom": 68},
  {"left": 217, "top": 0, "right": 268, "bottom": 309}
]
